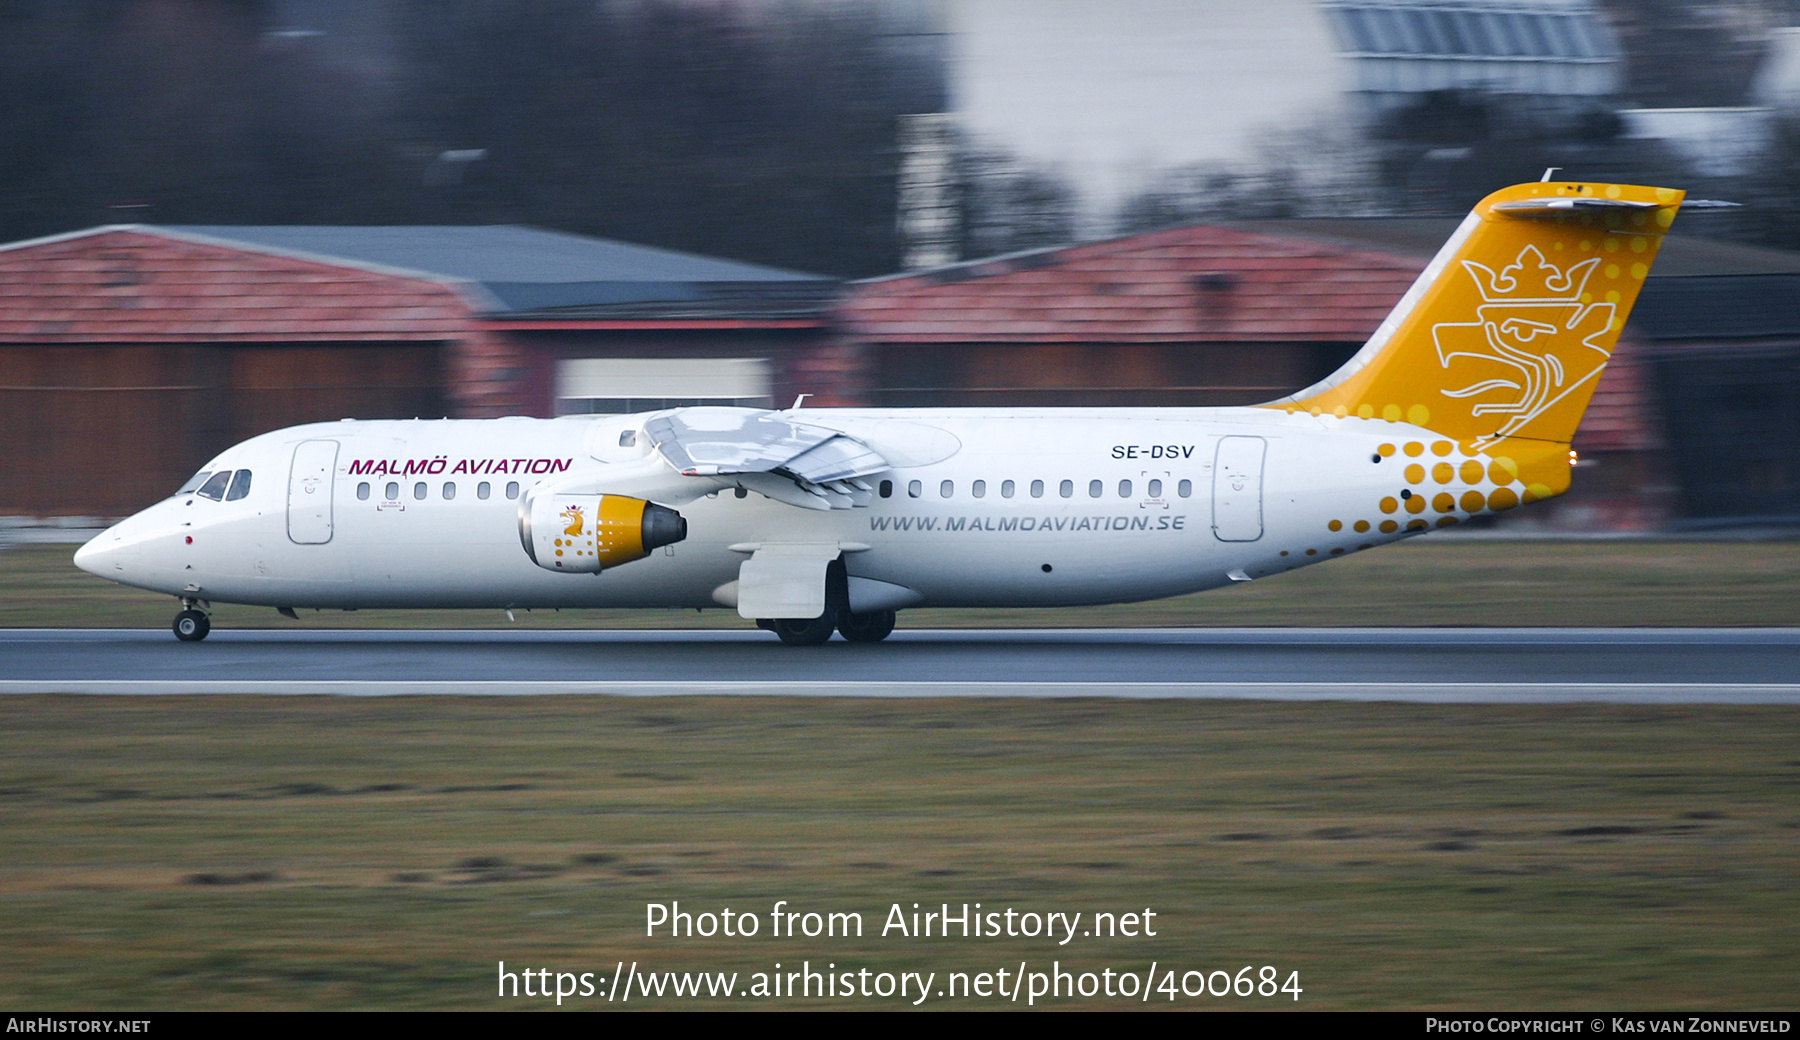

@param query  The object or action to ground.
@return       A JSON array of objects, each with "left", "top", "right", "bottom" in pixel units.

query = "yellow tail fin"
[{"left": 1269, "top": 180, "right": 1684, "bottom": 502}]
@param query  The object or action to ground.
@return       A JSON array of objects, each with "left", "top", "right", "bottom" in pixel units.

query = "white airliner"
[{"left": 75, "top": 180, "right": 1688, "bottom": 644}]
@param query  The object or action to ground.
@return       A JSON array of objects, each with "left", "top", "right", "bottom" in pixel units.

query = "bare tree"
[
  {"left": 393, "top": 0, "right": 943, "bottom": 275},
  {"left": 0, "top": 0, "right": 946, "bottom": 277},
  {"left": 1114, "top": 113, "right": 1383, "bottom": 233},
  {"left": 956, "top": 149, "right": 1079, "bottom": 258}
]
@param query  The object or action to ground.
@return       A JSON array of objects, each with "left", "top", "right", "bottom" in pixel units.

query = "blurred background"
[{"left": 2, "top": 0, "right": 1798, "bottom": 534}]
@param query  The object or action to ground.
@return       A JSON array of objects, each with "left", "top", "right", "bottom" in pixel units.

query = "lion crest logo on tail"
[{"left": 1433, "top": 244, "right": 1616, "bottom": 450}]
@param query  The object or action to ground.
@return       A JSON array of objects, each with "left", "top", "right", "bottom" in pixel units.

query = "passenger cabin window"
[
  {"left": 413, "top": 482, "right": 427, "bottom": 501},
  {"left": 178, "top": 470, "right": 212, "bottom": 495},
  {"left": 1148, "top": 478, "right": 1162, "bottom": 497},
  {"left": 940, "top": 479, "right": 954, "bottom": 498},
  {"left": 1031, "top": 479, "right": 1044, "bottom": 498},
  {"left": 1088, "top": 479, "right": 1103, "bottom": 498},
  {"left": 477, "top": 481, "right": 491, "bottom": 500},
  {"left": 442, "top": 482, "right": 456, "bottom": 500},
  {"left": 1178, "top": 479, "right": 1192, "bottom": 498},
  {"left": 1059, "top": 480, "right": 1073, "bottom": 498},
  {"left": 357, "top": 482, "right": 371, "bottom": 501},
  {"left": 1001, "top": 480, "right": 1015, "bottom": 498},
  {"left": 1118, "top": 479, "right": 1131, "bottom": 498},
  {"left": 385, "top": 482, "right": 399, "bottom": 500},
  {"left": 879, "top": 480, "right": 893, "bottom": 498},
  {"left": 195, "top": 470, "right": 232, "bottom": 501},
  {"left": 908, "top": 480, "right": 922, "bottom": 498},
  {"left": 971, "top": 479, "right": 985, "bottom": 499},
  {"left": 505, "top": 481, "right": 520, "bottom": 500},
  {"left": 225, "top": 470, "right": 252, "bottom": 501}
]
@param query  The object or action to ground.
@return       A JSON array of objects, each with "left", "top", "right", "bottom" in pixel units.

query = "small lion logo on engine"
[{"left": 560, "top": 505, "right": 585, "bottom": 537}]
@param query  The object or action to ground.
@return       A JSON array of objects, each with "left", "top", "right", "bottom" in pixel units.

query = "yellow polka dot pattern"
[{"left": 1277, "top": 440, "right": 1543, "bottom": 566}]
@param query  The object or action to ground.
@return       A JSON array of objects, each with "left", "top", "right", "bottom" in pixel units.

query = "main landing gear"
[
  {"left": 172, "top": 599, "right": 211, "bottom": 642},
  {"left": 759, "top": 609, "right": 897, "bottom": 646},
  {"left": 837, "top": 609, "right": 896, "bottom": 643}
]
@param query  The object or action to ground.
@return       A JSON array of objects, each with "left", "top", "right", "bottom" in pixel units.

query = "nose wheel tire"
[
  {"left": 769, "top": 615, "right": 836, "bottom": 646},
  {"left": 837, "top": 610, "right": 896, "bottom": 643},
  {"left": 172, "top": 609, "right": 211, "bottom": 642}
]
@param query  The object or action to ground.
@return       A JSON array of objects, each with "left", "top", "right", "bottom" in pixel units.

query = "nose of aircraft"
[{"left": 72, "top": 530, "right": 116, "bottom": 577}]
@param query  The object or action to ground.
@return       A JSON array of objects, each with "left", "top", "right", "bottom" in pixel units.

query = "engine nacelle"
[{"left": 518, "top": 492, "right": 687, "bottom": 573}]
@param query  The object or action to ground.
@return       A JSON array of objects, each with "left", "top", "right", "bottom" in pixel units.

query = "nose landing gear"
[{"left": 173, "top": 599, "right": 211, "bottom": 642}]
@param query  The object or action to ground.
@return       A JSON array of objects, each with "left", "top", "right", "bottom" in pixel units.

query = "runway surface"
[{"left": 1, "top": 627, "right": 1797, "bottom": 702}]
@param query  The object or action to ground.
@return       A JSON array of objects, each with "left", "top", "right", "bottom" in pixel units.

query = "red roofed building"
[
  {"left": 835, "top": 225, "right": 1424, "bottom": 409},
  {"left": 0, "top": 228, "right": 497, "bottom": 515}
]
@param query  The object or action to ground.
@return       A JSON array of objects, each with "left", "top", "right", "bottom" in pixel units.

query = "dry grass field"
[{"left": 0, "top": 695, "right": 1795, "bottom": 1010}]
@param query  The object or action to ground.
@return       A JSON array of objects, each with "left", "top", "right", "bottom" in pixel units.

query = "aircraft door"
[
  {"left": 1212, "top": 436, "right": 1265, "bottom": 542},
  {"left": 287, "top": 439, "right": 339, "bottom": 545}
]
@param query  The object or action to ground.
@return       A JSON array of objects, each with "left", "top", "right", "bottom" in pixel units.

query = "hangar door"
[{"left": 0, "top": 342, "right": 442, "bottom": 516}]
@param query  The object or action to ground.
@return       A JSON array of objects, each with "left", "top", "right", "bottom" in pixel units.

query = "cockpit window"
[
  {"left": 225, "top": 469, "right": 252, "bottom": 501},
  {"left": 178, "top": 470, "right": 213, "bottom": 495},
  {"left": 195, "top": 470, "right": 232, "bottom": 501}
]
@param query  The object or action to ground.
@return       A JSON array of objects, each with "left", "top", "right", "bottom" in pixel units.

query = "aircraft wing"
[{"left": 643, "top": 407, "right": 889, "bottom": 510}]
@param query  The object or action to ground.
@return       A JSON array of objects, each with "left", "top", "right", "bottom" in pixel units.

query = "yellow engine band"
[{"left": 519, "top": 492, "right": 687, "bottom": 574}]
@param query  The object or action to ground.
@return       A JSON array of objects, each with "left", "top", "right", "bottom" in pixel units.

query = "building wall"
[
  {"left": 1649, "top": 340, "right": 1800, "bottom": 524},
  {"left": 0, "top": 341, "right": 443, "bottom": 515}
]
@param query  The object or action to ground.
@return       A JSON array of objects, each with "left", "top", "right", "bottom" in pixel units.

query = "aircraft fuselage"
[{"left": 75, "top": 406, "right": 1525, "bottom": 613}]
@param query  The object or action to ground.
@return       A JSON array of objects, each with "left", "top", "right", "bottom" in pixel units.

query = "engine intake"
[{"left": 519, "top": 492, "right": 686, "bottom": 573}]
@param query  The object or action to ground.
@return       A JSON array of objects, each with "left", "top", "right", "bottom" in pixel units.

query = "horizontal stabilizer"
[{"left": 1492, "top": 197, "right": 1658, "bottom": 214}]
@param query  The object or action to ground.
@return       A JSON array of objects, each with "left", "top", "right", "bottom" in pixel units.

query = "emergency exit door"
[
  {"left": 287, "top": 440, "right": 338, "bottom": 544},
  {"left": 1212, "top": 436, "right": 1266, "bottom": 542}
]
